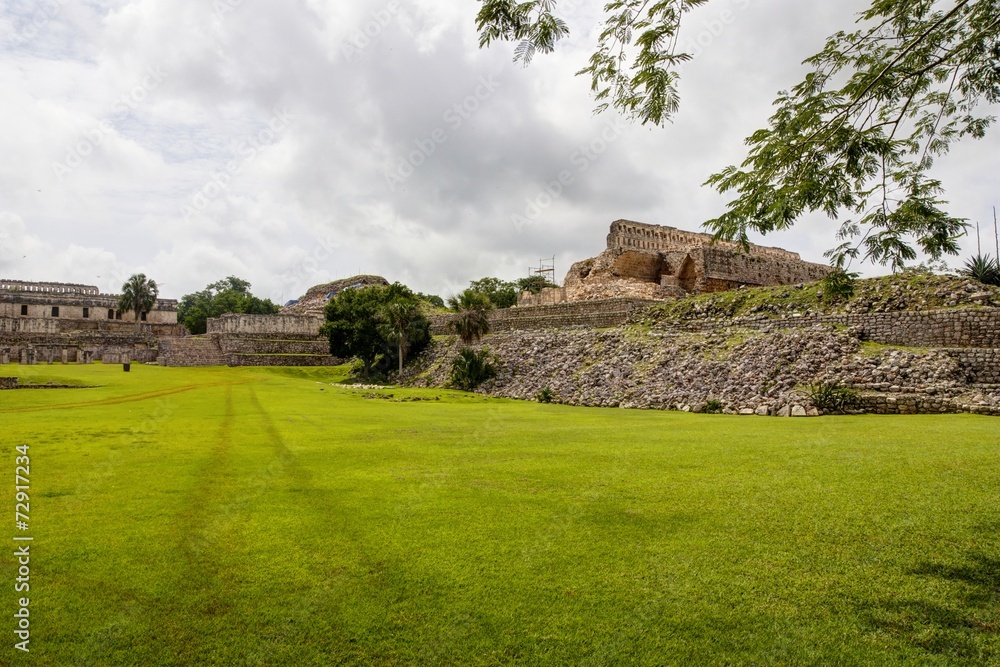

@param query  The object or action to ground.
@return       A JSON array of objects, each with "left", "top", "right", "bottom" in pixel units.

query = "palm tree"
[
  {"left": 378, "top": 298, "right": 423, "bottom": 376},
  {"left": 446, "top": 289, "right": 492, "bottom": 344},
  {"left": 119, "top": 273, "right": 159, "bottom": 331}
]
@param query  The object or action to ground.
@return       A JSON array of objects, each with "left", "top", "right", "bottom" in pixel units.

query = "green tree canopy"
[
  {"left": 119, "top": 273, "right": 159, "bottom": 329},
  {"left": 467, "top": 277, "right": 519, "bottom": 308},
  {"left": 322, "top": 282, "right": 431, "bottom": 379},
  {"left": 447, "top": 289, "right": 493, "bottom": 344},
  {"left": 478, "top": 0, "right": 1000, "bottom": 269},
  {"left": 516, "top": 275, "right": 559, "bottom": 295},
  {"left": 177, "top": 276, "right": 279, "bottom": 335}
]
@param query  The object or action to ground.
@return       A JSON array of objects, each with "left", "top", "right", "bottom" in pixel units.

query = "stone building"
[
  {"left": 0, "top": 279, "right": 178, "bottom": 324},
  {"left": 520, "top": 220, "right": 832, "bottom": 305},
  {"left": 0, "top": 279, "right": 182, "bottom": 364}
]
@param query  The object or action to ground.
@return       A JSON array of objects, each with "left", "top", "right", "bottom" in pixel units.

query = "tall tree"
[
  {"left": 323, "top": 282, "right": 430, "bottom": 379},
  {"left": 118, "top": 273, "right": 159, "bottom": 330},
  {"left": 378, "top": 297, "right": 425, "bottom": 376},
  {"left": 447, "top": 289, "right": 493, "bottom": 344},
  {"left": 468, "top": 277, "right": 519, "bottom": 308},
  {"left": 177, "top": 276, "right": 279, "bottom": 335},
  {"left": 477, "top": 0, "right": 1000, "bottom": 268}
]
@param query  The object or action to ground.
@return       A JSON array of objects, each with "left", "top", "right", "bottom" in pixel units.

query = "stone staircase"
[{"left": 158, "top": 337, "right": 227, "bottom": 367}]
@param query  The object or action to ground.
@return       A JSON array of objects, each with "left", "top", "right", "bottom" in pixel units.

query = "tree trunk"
[{"left": 398, "top": 341, "right": 403, "bottom": 376}]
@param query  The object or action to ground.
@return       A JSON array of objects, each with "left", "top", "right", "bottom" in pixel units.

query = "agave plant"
[{"left": 961, "top": 254, "right": 1000, "bottom": 287}]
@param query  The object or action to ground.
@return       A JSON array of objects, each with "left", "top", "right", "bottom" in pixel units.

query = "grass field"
[{"left": 1, "top": 363, "right": 998, "bottom": 666}]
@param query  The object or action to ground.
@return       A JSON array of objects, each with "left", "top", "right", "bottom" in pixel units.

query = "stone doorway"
[{"left": 678, "top": 255, "right": 699, "bottom": 293}]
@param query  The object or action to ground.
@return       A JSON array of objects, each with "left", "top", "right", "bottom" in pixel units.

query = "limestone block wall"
[
  {"left": 942, "top": 348, "right": 1000, "bottom": 384},
  {"left": 216, "top": 337, "right": 331, "bottom": 355},
  {"left": 699, "top": 247, "right": 830, "bottom": 291},
  {"left": 608, "top": 219, "right": 801, "bottom": 261},
  {"left": 687, "top": 308, "right": 1000, "bottom": 348},
  {"left": 0, "top": 377, "right": 18, "bottom": 389},
  {"left": 207, "top": 314, "right": 323, "bottom": 338},
  {"left": 430, "top": 299, "right": 658, "bottom": 335}
]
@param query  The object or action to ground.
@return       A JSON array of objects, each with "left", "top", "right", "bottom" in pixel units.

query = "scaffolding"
[{"left": 529, "top": 256, "right": 556, "bottom": 285}]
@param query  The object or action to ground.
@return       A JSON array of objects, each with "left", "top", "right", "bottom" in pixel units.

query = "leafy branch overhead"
[
  {"left": 478, "top": 0, "right": 1000, "bottom": 270},
  {"left": 706, "top": 0, "right": 999, "bottom": 270},
  {"left": 477, "top": 0, "right": 706, "bottom": 126}
]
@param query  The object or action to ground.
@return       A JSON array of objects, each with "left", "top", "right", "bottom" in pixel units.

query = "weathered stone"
[{"left": 791, "top": 405, "right": 807, "bottom": 417}]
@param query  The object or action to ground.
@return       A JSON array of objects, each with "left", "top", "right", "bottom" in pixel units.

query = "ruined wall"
[
  {"left": 0, "top": 280, "right": 179, "bottom": 324},
  {"left": 207, "top": 314, "right": 323, "bottom": 338},
  {"left": 167, "top": 313, "right": 342, "bottom": 367},
  {"left": 430, "top": 299, "right": 659, "bottom": 335},
  {"left": 698, "top": 246, "right": 830, "bottom": 291},
  {"left": 683, "top": 308, "right": 1000, "bottom": 349},
  {"left": 547, "top": 219, "right": 832, "bottom": 305}
]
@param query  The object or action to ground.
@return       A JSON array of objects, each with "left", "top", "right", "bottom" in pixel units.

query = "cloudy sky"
[{"left": 2, "top": 0, "right": 998, "bottom": 303}]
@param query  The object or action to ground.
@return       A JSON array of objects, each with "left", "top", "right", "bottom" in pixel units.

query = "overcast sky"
[{"left": 2, "top": 0, "right": 998, "bottom": 303}]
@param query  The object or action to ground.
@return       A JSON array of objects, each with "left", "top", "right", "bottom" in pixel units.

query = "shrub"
[
  {"left": 704, "top": 399, "right": 723, "bottom": 414},
  {"left": 536, "top": 387, "right": 555, "bottom": 403},
  {"left": 821, "top": 269, "right": 859, "bottom": 301},
  {"left": 807, "top": 381, "right": 860, "bottom": 413},
  {"left": 960, "top": 254, "right": 1000, "bottom": 287},
  {"left": 450, "top": 348, "right": 497, "bottom": 391}
]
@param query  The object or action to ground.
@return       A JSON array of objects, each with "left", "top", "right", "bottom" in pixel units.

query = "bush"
[
  {"left": 960, "top": 254, "right": 1000, "bottom": 287},
  {"left": 536, "top": 387, "right": 555, "bottom": 403},
  {"left": 704, "top": 399, "right": 723, "bottom": 414},
  {"left": 821, "top": 269, "right": 859, "bottom": 301},
  {"left": 450, "top": 348, "right": 497, "bottom": 391},
  {"left": 807, "top": 381, "right": 860, "bottom": 413}
]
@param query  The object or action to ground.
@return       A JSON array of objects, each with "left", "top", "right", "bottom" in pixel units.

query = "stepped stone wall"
[
  {"left": 158, "top": 338, "right": 227, "bottom": 367},
  {"left": 677, "top": 307, "right": 1000, "bottom": 349},
  {"left": 430, "top": 298, "right": 657, "bottom": 335}
]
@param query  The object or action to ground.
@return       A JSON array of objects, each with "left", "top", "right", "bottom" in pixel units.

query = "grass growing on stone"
[{"left": 1, "top": 363, "right": 999, "bottom": 665}]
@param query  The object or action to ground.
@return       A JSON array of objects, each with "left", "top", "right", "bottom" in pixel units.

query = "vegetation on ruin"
[
  {"left": 118, "top": 273, "right": 159, "bottom": 328},
  {"left": 177, "top": 276, "right": 280, "bottom": 335},
  {"left": 643, "top": 270, "right": 1000, "bottom": 324},
  {"left": 449, "top": 347, "right": 499, "bottom": 391},
  {"left": 457, "top": 276, "right": 560, "bottom": 310},
  {"left": 322, "top": 282, "right": 431, "bottom": 380},
  {"left": 479, "top": 0, "right": 999, "bottom": 269},
  {"left": 467, "top": 276, "right": 520, "bottom": 309},
  {"left": 1, "top": 362, "right": 998, "bottom": 665},
  {"left": 961, "top": 253, "right": 1000, "bottom": 286},
  {"left": 447, "top": 289, "right": 493, "bottom": 344}
]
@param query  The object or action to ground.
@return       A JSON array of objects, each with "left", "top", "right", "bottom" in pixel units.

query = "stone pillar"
[
  {"left": 26, "top": 349, "right": 36, "bottom": 365},
  {"left": 20, "top": 349, "right": 27, "bottom": 365},
  {"left": 61, "top": 348, "right": 68, "bottom": 364},
  {"left": 1, "top": 353, "right": 8, "bottom": 365}
]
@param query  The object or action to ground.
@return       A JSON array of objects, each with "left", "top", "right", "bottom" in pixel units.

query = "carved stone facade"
[
  {"left": 520, "top": 220, "right": 832, "bottom": 305},
  {"left": 0, "top": 279, "right": 182, "bottom": 365},
  {"left": 0, "top": 279, "right": 178, "bottom": 324}
]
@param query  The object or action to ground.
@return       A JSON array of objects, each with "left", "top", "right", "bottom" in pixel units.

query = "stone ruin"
[
  {"left": 519, "top": 220, "right": 832, "bottom": 305},
  {"left": 281, "top": 275, "right": 389, "bottom": 317},
  {"left": 0, "top": 279, "right": 182, "bottom": 365}
]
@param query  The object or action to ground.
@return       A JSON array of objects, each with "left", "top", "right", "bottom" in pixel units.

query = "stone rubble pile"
[{"left": 403, "top": 325, "right": 1000, "bottom": 416}]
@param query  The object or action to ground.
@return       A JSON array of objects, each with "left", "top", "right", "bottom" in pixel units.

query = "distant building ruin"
[
  {"left": 0, "top": 279, "right": 181, "bottom": 364},
  {"left": 519, "top": 220, "right": 832, "bottom": 305}
]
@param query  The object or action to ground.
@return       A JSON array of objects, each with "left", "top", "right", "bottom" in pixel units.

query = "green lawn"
[{"left": 1, "top": 363, "right": 998, "bottom": 666}]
